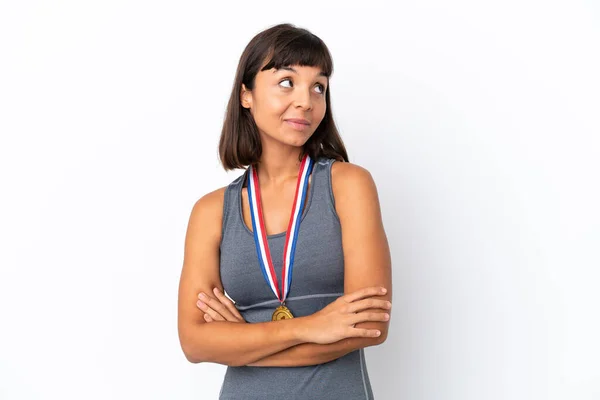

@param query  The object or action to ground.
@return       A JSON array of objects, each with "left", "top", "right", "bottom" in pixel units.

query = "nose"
[{"left": 293, "top": 86, "right": 313, "bottom": 111}]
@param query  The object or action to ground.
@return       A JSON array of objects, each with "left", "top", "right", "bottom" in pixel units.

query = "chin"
[
  {"left": 280, "top": 139, "right": 309, "bottom": 148},
  {"left": 260, "top": 127, "right": 313, "bottom": 148},
  {"left": 281, "top": 132, "right": 313, "bottom": 147}
]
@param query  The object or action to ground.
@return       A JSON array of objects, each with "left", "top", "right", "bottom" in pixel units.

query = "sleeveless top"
[{"left": 218, "top": 157, "right": 375, "bottom": 400}]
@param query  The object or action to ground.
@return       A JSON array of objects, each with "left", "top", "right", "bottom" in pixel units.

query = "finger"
[
  {"left": 212, "top": 288, "right": 245, "bottom": 321},
  {"left": 349, "top": 327, "right": 382, "bottom": 338},
  {"left": 196, "top": 299, "right": 226, "bottom": 321},
  {"left": 343, "top": 286, "right": 387, "bottom": 303},
  {"left": 348, "top": 311, "right": 390, "bottom": 325},
  {"left": 204, "top": 313, "right": 213, "bottom": 322},
  {"left": 198, "top": 292, "right": 238, "bottom": 322},
  {"left": 347, "top": 299, "right": 392, "bottom": 314},
  {"left": 210, "top": 290, "right": 243, "bottom": 322}
]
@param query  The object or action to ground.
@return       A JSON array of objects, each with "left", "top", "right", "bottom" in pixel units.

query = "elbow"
[
  {"left": 181, "top": 341, "right": 204, "bottom": 364},
  {"left": 180, "top": 332, "right": 211, "bottom": 364},
  {"left": 227, "top": 358, "right": 245, "bottom": 367},
  {"left": 184, "top": 352, "right": 203, "bottom": 364},
  {"left": 185, "top": 355, "right": 202, "bottom": 364},
  {"left": 181, "top": 340, "right": 243, "bottom": 367},
  {"left": 374, "top": 322, "right": 390, "bottom": 346},
  {"left": 354, "top": 321, "right": 390, "bottom": 348},
  {"left": 177, "top": 324, "right": 252, "bottom": 367},
  {"left": 375, "top": 330, "right": 388, "bottom": 345}
]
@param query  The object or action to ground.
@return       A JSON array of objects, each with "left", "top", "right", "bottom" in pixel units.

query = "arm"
[
  {"left": 177, "top": 188, "right": 311, "bottom": 367},
  {"left": 245, "top": 336, "right": 380, "bottom": 367},
  {"left": 182, "top": 317, "right": 310, "bottom": 367},
  {"left": 246, "top": 161, "right": 393, "bottom": 367}
]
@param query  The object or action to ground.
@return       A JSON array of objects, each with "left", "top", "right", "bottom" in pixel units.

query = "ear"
[{"left": 240, "top": 84, "right": 252, "bottom": 109}]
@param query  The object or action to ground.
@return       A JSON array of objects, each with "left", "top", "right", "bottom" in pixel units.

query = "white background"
[{"left": 1, "top": 1, "right": 599, "bottom": 399}]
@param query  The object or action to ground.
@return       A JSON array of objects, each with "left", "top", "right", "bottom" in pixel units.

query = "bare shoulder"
[
  {"left": 189, "top": 186, "right": 227, "bottom": 230},
  {"left": 182, "top": 184, "right": 228, "bottom": 276},
  {"left": 192, "top": 185, "right": 227, "bottom": 217},
  {"left": 330, "top": 160, "right": 379, "bottom": 205}
]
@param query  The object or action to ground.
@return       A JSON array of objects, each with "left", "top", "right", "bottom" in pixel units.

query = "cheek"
[
  {"left": 252, "top": 103, "right": 285, "bottom": 132},
  {"left": 256, "top": 94, "right": 288, "bottom": 119},
  {"left": 315, "top": 101, "right": 327, "bottom": 122},
  {"left": 267, "top": 96, "right": 290, "bottom": 116}
]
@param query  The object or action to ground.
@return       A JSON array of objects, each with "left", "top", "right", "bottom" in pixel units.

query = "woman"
[{"left": 177, "top": 23, "right": 392, "bottom": 399}]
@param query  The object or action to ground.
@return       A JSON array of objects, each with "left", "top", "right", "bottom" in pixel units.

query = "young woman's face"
[{"left": 241, "top": 64, "right": 328, "bottom": 149}]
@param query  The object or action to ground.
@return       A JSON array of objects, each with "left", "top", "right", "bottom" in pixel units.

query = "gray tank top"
[{"left": 218, "top": 157, "right": 374, "bottom": 400}]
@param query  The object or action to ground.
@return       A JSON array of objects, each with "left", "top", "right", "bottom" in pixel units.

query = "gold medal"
[{"left": 272, "top": 304, "right": 294, "bottom": 320}]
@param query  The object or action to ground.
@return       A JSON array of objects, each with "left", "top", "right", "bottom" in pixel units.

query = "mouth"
[
  {"left": 284, "top": 118, "right": 311, "bottom": 131},
  {"left": 285, "top": 120, "right": 311, "bottom": 131}
]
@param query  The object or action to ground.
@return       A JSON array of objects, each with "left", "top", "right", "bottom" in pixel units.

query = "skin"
[
  {"left": 178, "top": 64, "right": 393, "bottom": 367},
  {"left": 241, "top": 63, "right": 329, "bottom": 171},
  {"left": 235, "top": 64, "right": 329, "bottom": 236}
]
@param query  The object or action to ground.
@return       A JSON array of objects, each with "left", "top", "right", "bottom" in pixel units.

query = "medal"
[
  {"left": 247, "top": 154, "right": 314, "bottom": 321},
  {"left": 272, "top": 304, "right": 294, "bottom": 320}
]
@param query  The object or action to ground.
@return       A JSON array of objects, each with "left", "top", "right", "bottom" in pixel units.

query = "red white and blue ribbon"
[{"left": 247, "top": 154, "right": 314, "bottom": 304}]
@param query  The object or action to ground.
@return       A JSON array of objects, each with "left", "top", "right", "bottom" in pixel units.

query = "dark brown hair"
[{"left": 218, "top": 23, "right": 349, "bottom": 171}]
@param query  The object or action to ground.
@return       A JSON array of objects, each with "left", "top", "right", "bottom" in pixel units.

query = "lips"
[
  {"left": 285, "top": 118, "right": 310, "bottom": 125},
  {"left": 285, "top": 119, "right": 311, "bottom": 131}
]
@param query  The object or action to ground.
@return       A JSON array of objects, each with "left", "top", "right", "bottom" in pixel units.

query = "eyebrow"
[{"left": 275, "top": 66, "right": 328, "bottom": 78}]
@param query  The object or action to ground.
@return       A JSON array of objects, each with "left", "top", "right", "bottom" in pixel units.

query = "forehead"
[
  {"left": 275, "top": 65, "right": 327, "bottom": 76},
  {"left": 264, "top": 65, "right": 328, "bottom": 79}
]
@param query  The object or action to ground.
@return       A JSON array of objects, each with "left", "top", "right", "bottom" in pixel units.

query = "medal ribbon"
[{"left": 247, "top": 154, "right": 314, "bottom": 304}]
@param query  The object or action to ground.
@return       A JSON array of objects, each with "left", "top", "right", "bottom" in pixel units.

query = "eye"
[
  {"left": 279, "top": 78, "right": 293, "bottom": 88},
  {"left": 278, "top": 78, "right": 326, "bottom": 95}
]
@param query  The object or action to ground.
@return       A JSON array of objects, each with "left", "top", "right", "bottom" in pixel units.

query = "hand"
[
  {"left": 196, "top": 287, "right": 247, "bottom": 323},
  {"left": 301, "top": 286, "right": 391, "bottom": 345}
]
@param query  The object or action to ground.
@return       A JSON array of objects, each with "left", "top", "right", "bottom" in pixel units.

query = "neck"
[{"left": 255, "top": 143, "right": 305, "bottom": 186}]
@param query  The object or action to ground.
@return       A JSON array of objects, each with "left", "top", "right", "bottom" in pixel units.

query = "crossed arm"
[
  {"left": 245, "top": 335, "right": 383, "bottom": 367},
  {"left": 210, "top": 163, "right": 393, "bottom": 367}
]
